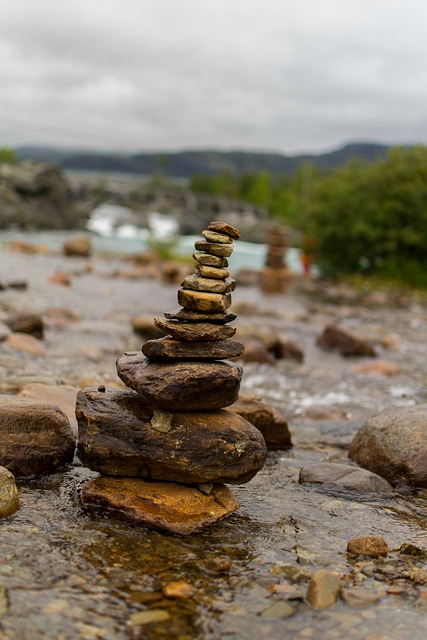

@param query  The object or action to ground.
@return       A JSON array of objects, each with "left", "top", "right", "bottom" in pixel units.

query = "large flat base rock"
[
  {"left": 80, "top": 476, "right": 239, "bottom": 535},
  {"left": 76, "top": 388, "right": 267, "bottom": 484},
  {"left": 116, "top": 352, "right": 242, "bottom": 410}
]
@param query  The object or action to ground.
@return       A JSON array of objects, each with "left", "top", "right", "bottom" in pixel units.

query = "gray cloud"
[{"left": 1, "top": 0, "right": 427, "bottom": 153}]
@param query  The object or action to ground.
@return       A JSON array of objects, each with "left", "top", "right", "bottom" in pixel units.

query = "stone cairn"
[
  {"left": 259, "top": 224, "right": 291, "bottom": 293},
  {"left": 77, "top": 221, "right": 267, "bottom": 535}
]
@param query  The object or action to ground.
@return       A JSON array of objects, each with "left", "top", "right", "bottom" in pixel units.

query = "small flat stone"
[
  {"left": 306, "top": 570, "right": 342, "bottom": 610},
  {"left": 347, "top": 535, "right": 388, "bottom": 558},
  {"left": 298, "top": 462, "right": 393, "bottom": 494},
  {"left": 208, "top": 221, "right": 240, "bottom": 240},
  {"left": 164, "top": 307, "right": 237, "bottom": 324},
  {"left": 116, "top": 352, "right": 242, "bottom": 410},
  {"left": 178, "top": 289, "right": 232, "bottom": 313},
  {"left": 193, "top": 252, "right": 228, "bottom": 267},
  {"left": 80, "top": 477, "right": 239, "bottom": 535},
  {"left": 142, "top": 338, "right": 245, "bottom": 360},
  {"left": 202, "top": 229, "right": 233, "bottom": 244},
  {"left": 196, "top": 265, "right": 230, "bottom": 279},
  {"left": 259, "top": 601, "right": 294, "bottom": 620},
  {"left": 153, "top": 317, "right": 236, "bottom": 341},
  {"left": 181, "top": 274, "right": 236, "bottom": 294},
  {"left": 194, "top": 241, "right": 234, "bottom": 257},
  {"left": 340, "top": 587, "right": 383, "bottom": 608}
]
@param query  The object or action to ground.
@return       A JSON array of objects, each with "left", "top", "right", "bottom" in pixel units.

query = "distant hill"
[{"left": 14, "top": 142, "right": 392, "bottom": 178}]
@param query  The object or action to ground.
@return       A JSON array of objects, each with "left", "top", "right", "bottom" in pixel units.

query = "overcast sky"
[{"left": 1, "top": 0, "right": 427, "bottom": 155}]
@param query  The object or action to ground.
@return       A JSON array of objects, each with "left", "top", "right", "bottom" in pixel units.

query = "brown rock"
[
  {"left": 298, "top": 463, "right": 393, "bottom": 494},
  {"left": 131, "top": 314, "right": 164, "bottom": 338},
  {"left": 196, "top": 265, "right": 230, "bottom": 279},
  {"left": 348, "top": 405, "right": 427, "bottom": 487},
  {"left": 340, "top": 587, "right": 383, "bottom": 608},
  {"left": 17, "top": 383, "right": 79, "bottom": 437},
  {"left": 164, "top": 307, "right": 237, "bottom": 324},
  {"left": 3, "top": 313, "right": 44, "bottom": 339},
  {"left": 76, "top": 388, "right": 266, "bottom": 484},
  {"left": 194, "top": 241, "right": 234, "bottom": 258},
  {"left": 316, "top": 324, "right": 377, "bottom": 357},
  {"left": 193, "top": 252, "right": 228, "bottom": 267},
  {"left": 142, "top": 337, "right": 245, "bottom": 361},
  {"left": 347, "top": 535, "right": 388, "bottom": 558},
  {"left": 229, "top": 393, "right": 292, "bottom": 450},
  {"left": 47, "top": 271, "right": 72, "bottom": 287},
  {"left": 4, "top": 332, "right": 47, "bottom": 356},
  {"left": 306, "top": 570, "right": 341, "bottom": 610},
  {"left": 116, "top": 352, "right": 243, "bottom": 410},
  {"left": 0, "top": 396, "right": 75, "bottom": 477},
  {"left": 63, "top": 234, "right": 92, "bottom": 257},
  {"left": 153, "top": 317, "right": 236, "bottom": 341},
  {"left": 162, "top": 581, "right": 194, "bottom": 599},
  {"left": 177, "top": 289, "right": 232, "bottom": 314},
  {"left": 80, "top": 476, "right": 239, "bottom": 535},
  {"left": 207, "top": 221, "right": 240, "bottom": 240},
  {"left": 0, "top": 466, "right": 20, "bottom": 518},
  {"left": 202, "top": 229, "right": 233, "bottom": 244},
  {"left": 236, "top": 338, "right": 275, "bottom": 365},
  {"left": 353, "top": 361, "right": 400, "bottom": 376},
  {"left": 181, "top": 274, "right": 236, "bottom": 294}
]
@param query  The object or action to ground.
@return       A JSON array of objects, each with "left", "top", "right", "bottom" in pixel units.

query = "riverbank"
[{"left": 0, "top": 241, "right": 426, "bottom": 640}]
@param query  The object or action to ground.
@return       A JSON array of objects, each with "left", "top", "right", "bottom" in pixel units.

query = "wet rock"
[
  {"left": 299, "top": 463, "right": 393, "bottom": 494},
  {"left": 259, "top": 601, "right": 294, "bottom": 619},
  {"left": 153, "top": 317, "right": 236, "bottom": 341},
  {"left": 348, "top": 405, "right": 427, "bottom": 487},
  {"left": 340, "top": 587, "right": 383, "bottom": 608},
  {"left": 164, "top": 306, "right": 237, "bottom": 324},
  {"left": 142, "top": 337, "right": 245, "bottom": 361},
  {"left": 353, "top": 361, "right": 401, "bottom": 376},
  {"left": 131, "top": 314, "right": 164, "bottom": 338},
  {"left": 162, "top": 581, "right": 194, "bottom": 599},
  {"left": 63, "top": 234, "right": 92, "bottom": 257},
  {"left": 0, "top": 321, "right": 11, "bottom": 341},
  {"left": 17, "top": 383, "right": 79, "bottom": 437},
  {"left": 116, "top": 352, "right": 243, "bottom": 411},
  {"left": 177, "top": 289, "right": 232, "bottom": 313},
  {"left": 4, "top": 332, "right": 46, "bottom": 356},
  {"left": 229, "top": 393, "right": 292, "bottom": 450},
  {"left": 128, "top": 609, "right": 171, "bottom": 625},
  {"left": 0, "top": 466, "right": 20, "bottom": 518},
  {"left": 237, "top": 338, "right": 275, "bottom": 365},
  {"left": 80, "top": 476, "right": 239, "bottom": 535},
  {"left": 306, "top": 570, "right": 341, "bottom": 609},
  {"left": 76, "top": 388, "right": 267, "bottom": 484},
  {"left": 399, "top": 541, "right": 427, "bottom": 562},
  {"left": 3, "top": 313, "right": 44, "bottom": 339},
  {"left": 347, "top": 536, "right": 389, "bottom": 558},
  {"left": 316, "top": 324, "right": 377, "bottom": 357},
  {"left": 0, "top": 396, "right": 75, "bottom": 477}
]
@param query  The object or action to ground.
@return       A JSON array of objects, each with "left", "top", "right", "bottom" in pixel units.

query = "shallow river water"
[{"left": 0, "top": 236, "right": 426, "bottom": 639}]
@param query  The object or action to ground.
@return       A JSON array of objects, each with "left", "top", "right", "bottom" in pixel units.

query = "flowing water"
[{"left": 0, "top": 234, "right": 426, "bottom": 639}]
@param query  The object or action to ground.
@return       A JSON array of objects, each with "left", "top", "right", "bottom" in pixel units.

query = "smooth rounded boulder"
[
  {"left": 0, "top": 396, "right": 75, "bottom": 477},
  {"left": 76, "top": 388, "right": 267, "bottom": 484},
  {"left": 349, "top": 404, "right": 427, "bottom": 487},
  {"left": 0, "top": 466, "right": 20, "bottom": 518}
]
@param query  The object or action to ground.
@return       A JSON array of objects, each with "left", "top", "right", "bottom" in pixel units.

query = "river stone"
[
  {"left": 76, "top": 388, "right": 267, "bottom": 483},
  {"left": 0, "top": 466, "right": 19, "bottom": 518},
  {"left": 153, "top": 317, "right": 236, "bottom": 341},
  {"left": 229, "top": 393, "right": 292, "bottom": 450},
  {"left": 340, "top": 587, "right": 384, "bottom": 608},
  {"left": 348, "top": 405, "right": 427, "bottom": 487},
  {"left": 17, "top": 383, "right": 79, "bottom": 437},
  {"left": 0, "top": 396, "right": 75, "bottom": 477},
  {"left": 164, "top": 307, "right": 237, "bottom": 324},
  {"left": 316, "top": 324, "right": 377, "bottom": 357},
  {"left": 193, "top": 251, "right": 228, "bottom": 267},
  {"left": 202, "top": 229, "right": 233, "bottom": 244},
  {"left": 181, "top": 274, "right": 236, "bottom": 294},
  {"left": 306, "top": 570, "right": 342, "bottom": 610},
  {"left": 4, "top": 332, "right": 46, "bottom": 356},
  {"left": 3, "top": 313, "right": 45, "bottom": 339},
  {"left": 116, "top": 352, "right": 243, "bottom": 410},
  {"left": 196, "top": 265, "right": 230, "bottom": 279},
  {"left": 177, "top": 289, "right": 232, "bottom": 313},
  {"left": 207, "top": 221, "right": 240, "bottom": 240},
  {"left": 194, "top": 241, "right": 234, "bottom": 257},
  {"left": 0, "top": 321, "right": 11, "bottom": 341},
  {"left": 142, "top": 338, "right": 245, "bottom": 361},
  {"left": 299, "top": 462, "right": 393, "bottom": 494},
  {"left": 347, "top": 535, "right": 388, "bottom": 558},
  {"left": 80, "top": 476, "right": 239, "bottom": 535}
]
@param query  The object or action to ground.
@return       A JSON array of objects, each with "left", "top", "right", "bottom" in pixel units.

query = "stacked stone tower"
[
  {"left": 77, "top": 221, "right": 267, "bottom": 535},
  {"left": 259, "top": 224, "right": 291, "bottom": 293}
]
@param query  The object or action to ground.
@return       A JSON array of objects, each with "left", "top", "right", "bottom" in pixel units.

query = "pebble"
[
  {"left": 128, "top": 609, "right": 170, "bottom": 626},
  {"left": 340, "top": 587, "right": 383, "bottom": 608},
  {"left": 347, "top": 536, "right": 389, "bottom": 558},
  {"left": 0, "top": 466, "right": 20, "bottom": 518},
  {"left": 299, "top": 462, "right": 393, "bottom": 494},
  {"left": 306, "top": 570, "right": 342, "bottom": 609},
  {"left": 259, "top": 601, "right": 294, "bottom": 619},
  {"left": 4, "top": 332, "right": 46, "bottom": 356}
]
